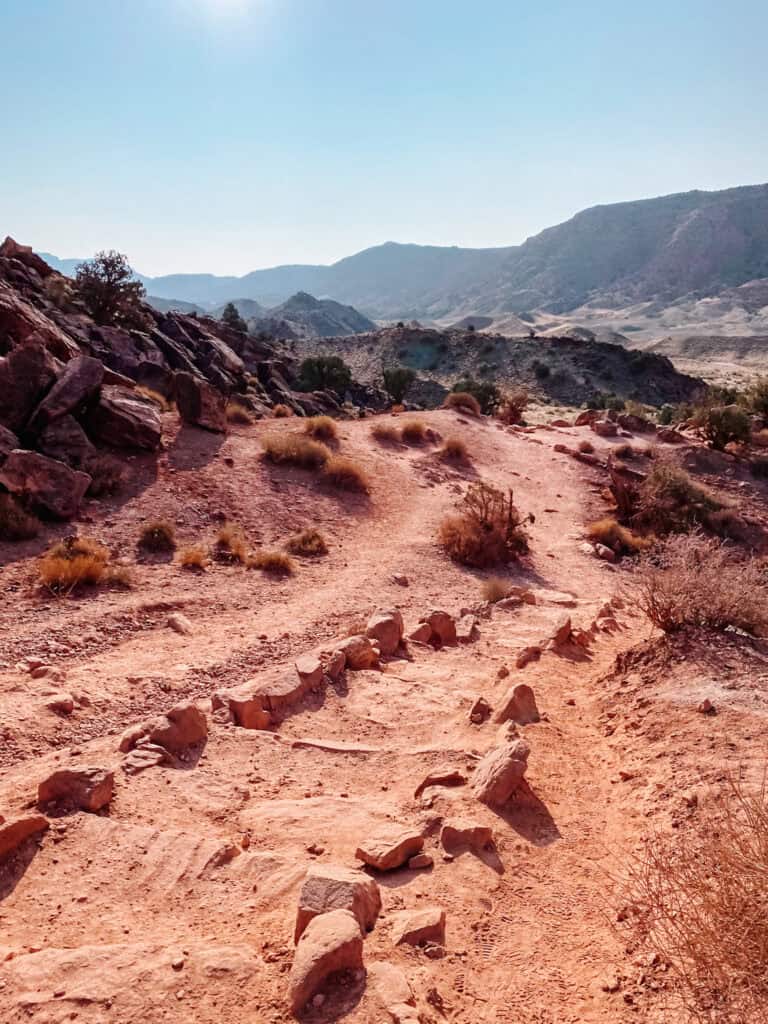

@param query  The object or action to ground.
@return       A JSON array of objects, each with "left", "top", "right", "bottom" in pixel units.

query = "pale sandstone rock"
[
  {"left": 391, "top": 906, "right": 445, "bottom": 946},
  {"left": 471, "top": 740, "right": 530, "bottom": 805},
  {"left": 356, "top": 828, "right": 424, "bottom": 871},
  {"left": 294, "top": 864, "right": 381, "bottom": 942},
  {"left": 287, "top": 909, "right": 363, "bottom": 1014}
]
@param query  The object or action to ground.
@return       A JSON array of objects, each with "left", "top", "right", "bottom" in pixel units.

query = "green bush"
[
  {"left": 695, "top": 405, "right": 751, "bottom": 450},
  {"left": 297, "top": 356, "right": 352, "bottom": 396},
  {"left": 451, "top": 377, "right": 500, "bottom": 415},
  {"left": 382, "top": 366, "right": 415, "bottom": 404}
]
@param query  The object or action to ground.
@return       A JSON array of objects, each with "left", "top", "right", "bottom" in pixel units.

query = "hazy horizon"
[{"left": 3, "top": 0, "right": 767, "bottom": 276}]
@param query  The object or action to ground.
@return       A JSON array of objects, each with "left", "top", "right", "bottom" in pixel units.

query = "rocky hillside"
[
  {"left": 0, "top": 239, "right": 384, "bottom": 524},
  {"left": 248, "top": 292, "right": 376, "bottom": 340},
  {"left": 40, "top": 184, "right": 768, "bottom": 323},
  {"left": 292, "top": 325, "right": 703, "bottom": 409}
]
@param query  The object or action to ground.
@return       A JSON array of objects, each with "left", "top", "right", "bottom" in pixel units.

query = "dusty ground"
[{"left": 0, "top": 409, "right": 766, "bottom": 1023}]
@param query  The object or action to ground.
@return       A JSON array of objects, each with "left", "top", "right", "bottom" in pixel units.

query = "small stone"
[
  {"left": 595, "top": 543, "right": 617, "bottom": 563},
  {"left": 697, "top": 699, "right": 716, "bottom": 715},
  {"left": 355, "top": 828, "right": 424, "bottom": 871},
  {"left": 337, "top": 635, "right": 379, "bottom": 671},
  {"left": 471, "top": 740, "right": 530, "bottom": 806},
  {"left": 407, "top": 622, "right": 433, "bottom": 645},
  {"left": 167, "top": 613, "right": 194, "bottom": 636},
  {"left": 45, "top": 692, "right": 75, "bottom": 716},
  {"left": 515, "top": 646, "right": 541, "bottom": 669},
  {"left": 294, "top": 863, "right": 382, "bottom": 942},
  {"left": 469, "top": 696, "right": 492, "bottom": 725},
  {"left": 419, "top": 610, "right": 456, "bottom": 647},
  {"left": 392, "top": 906, "right": 446, "bottom": 946},
  {"left": 408, "top": 853, "right": 434, "bottom": 870},
  {"left": 171, "top": 957, "right": 184, "bottom": 971},
  {"left": 392, "top": 574, "right": 409, "bottom": 587},
  {"left": 496, "top": 682, "right": 540, "bottom": 725}
]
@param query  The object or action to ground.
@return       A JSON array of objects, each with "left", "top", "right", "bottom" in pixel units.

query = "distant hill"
[
  {"left": 37, "top": 183, "right": 768, "bottom": 328},
  {"left": 252, "top": 291, "right": 375, "bottom": 338}
]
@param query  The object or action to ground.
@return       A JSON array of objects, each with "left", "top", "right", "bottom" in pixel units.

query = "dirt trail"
[{"left": 0, "top": 409, "right": 735, "bottom": 1023}]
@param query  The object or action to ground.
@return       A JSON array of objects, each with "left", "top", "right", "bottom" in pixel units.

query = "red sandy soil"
[{"left": 0, "top": 409, "right": 766, "bottom": 1023}]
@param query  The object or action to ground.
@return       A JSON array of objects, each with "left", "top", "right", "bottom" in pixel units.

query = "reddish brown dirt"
[{"left": 0, "top": 409, "right": 766, "bottom": 1023}]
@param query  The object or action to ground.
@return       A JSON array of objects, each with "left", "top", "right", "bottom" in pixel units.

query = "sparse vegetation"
[
  {"left": 383, "top": 366, "right": 416, "bottom": 404},
  {"left": 322, "top": 455, "right": 370, "bottom": 493},
  {"left": 401, "top": 420, "right": 428, "bottom": 445},
  {"left": 451, "top": 378, "right": 500, "bottom": 415},
  {"left": 613, "top": 442, "right": 635, "bottom": 459},
  {"left": 75, "top": 250, "right": 146, "bottom": 327},
  {"left": 482, "top": 576, "right": 511, "bottom": 603},
  {"left": 38, "top": 536, "right": 122, "bottom": 594},
  {"left": 695, "top": 404, "right": 751, "bottom": 450},
  {"left": 136, "top": 386, "right": 172, "bottom": 412},
  {"left": 636, "top": 461, "right": 725, "bottom": 535},
  {"left": 444, "top": 391, "right": 482, "bottom": 417},
  {"left": 226, "top": 401, "right": 253, "bottom": 425},
  {"left": 578, "top": 439, "right": 595, "bottom": 454},
  {"left": 247, "top": 549, "right": 295, "bottom": 575},
  {"left": 221, "top": 302, "right": 247, "bottom": 334},
  {"left": 272, "top": 403, "right": 293, "bottom": 418},
  {"left": 286, "top": 528, "right": 328, "bottom": 556},
  {"left": 439, "top": 437, "right": 469, "bottom": 463},
  {"left": 633, "top": 533, "right": 768, "bottom": 634},
  {"left": 179, "top": 545, "right": 208, "bottom": 571},
  {"left": 497, "top": 386, "right": 529, "bottom": 425},
  {"left": 623, "top": 777, "right": 768, "bottom": 1024},
  {"left": 303, "top": 415, "right": 338, "bottom": 442},
  {"left": 439, "top": 481, "right": 529, "bottom": 567},
  {"left": 586, "top": 516, "right": 653, "bottom": 556},
  {"left": 0, "top": 493, "right": 40, "bottom": 541},
  {"left": 138, "top": 519, "right": 176, "bottom": 553},
  {"left": 214, "top": 523, "right": 248, "bottom": 564},
  {"left": 746, "top": 375, "right": 768, "bottom": 419},
  {"left": 261, "top": 432, "right": 330, "bottom": 470},
  {"left": 84, "top": 454, "right": 125, "bottom": 497},
  {"left": 297, "top": 355, "right": 352, "bottom": 396},
  {"left": 370, "top": 422, "right": 400, "bottom": 444}
]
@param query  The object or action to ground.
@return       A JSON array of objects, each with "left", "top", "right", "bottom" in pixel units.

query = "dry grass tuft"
[
  {"left": 613, "top": 442, "right": 635, "bottom": 459},
  {"left": 322, "top": 455, "right": 371, "bottom": 493},
  {"left": 400, "top": 420, "right": 429, "bottom": 445},
  {"left": 637, "top": 461, "right": 725, "bottom": 534},
  {"left": 179, "top": 544, "right": 209, "bottom": 571},
  {"left": 261, "top": 433, "right": 330, "bottom": 470},
  {"left": 286, "top": 528, "right": 328, "bottom": 556},
  {"left": 247, "top": 549, "right": 295, "bottom": 575},
  {"left": 370, "top": 422, "right": 400, "bottom": 444},
  {"left": 632, "top": 532, "right": 768, "bottom": 634},
  {"left": 497, "top": 387, "right": 529, "bottom": 425},
  {"left": 622, "top": 777, "right": 768, "bottom": 1023},
  {"left": 587, "top": 517, "right": 653, "bottom": 556},
  {"left": 136, "top": 386, "right": 172, "bottom": 412},
  {"left": 303, "top": 416, "right": 338, "bottom": 442},
  {"left": 226, "top": 401, "right": 253, "bottom": 425},
  {"left": 214, "top": 523, "right": 248, "bottom": 564},
  {"left": 272, "top": 403, "right": 293, "bottom": 418},
  {"left": 0, "top": 493, "right": 40, "bottom": 541},
  {"left": 138, "top": 519, "right": 176, "bottom": 553},
  {"left": 578, "top": 439, "right": 595, "bottom": 454},
  {"left": 439, "top": 481, "right": 529, "bottom": 568},
  {"left": 444, "top": 392, "right": 481, "bottom": 416},
  {"left": 439, "top": 437, "right": 469, "bottom": 463},
  {"left": 482, "top": 576, "right": 511, "bottom": 603},
  {"left": 38, "top": 536, "right": 116, "bottom": 594},
  {"left": 84, "top": 454, "right": 125, "bottom": 497}
]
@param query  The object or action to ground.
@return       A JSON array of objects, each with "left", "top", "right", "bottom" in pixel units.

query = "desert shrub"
[
  {"left": 632, "top": 533, "right": 768, "bottom": 634},
  {"left": 451, "top": 378, "right": 499, "bottom": 415},
  {"left": 623, "top": 778, "right": 768, "bottom": 1024},
  {"left": 84, "top": 454, "right": 125, "bottom": 497},
  {"left": 370, "top": 422, "right": 400, "bottom": 444},
  {"left": 322, "top": 455, "right": 370, "bottom": 493},
  {"left": 636, "top": 461, "right": 725, "bottom": 534},
  {"left": 747, "top": 376, "right": 768, "bottom": 418},
  {"left": 75, "top": 251, "right": 146, "bottom": 327},
  {"left": 247, "top": 549, "right": 295, "bottom": 575},
  {"left": 261, "top": 433, "right": 330, "bottom": 470},
  {"left": 383, "top": 367, "right": 416, "bottom": 404},
  {"left": 286, "top": 528, "right": 328, "bottom": 556},
  {"left": 221, "top": 302, "right": 247, "bottom": 334},
  {"left": 297, "top": 356, "right": 352, "bottom": 396},
  {"left": 695, "top": 405, "right": 751, "bottom": 450},
  {"left": 272, "top": 403, "right": 293, "bottom": 418},
  {"left": 401, "top": 420, "right": 428, "bottom": 445},
  {"left": 138, "top": 519, "right": 176, "bottom": 553},
  {"left": 751, "top": 457, "right": 768, "bottom": 479},
  {"left": 439, "top": 437, "right": 469, "bottom": 463},
  {"left": 657, "top": 404, "right": 675, "bottom": 425},
  {"left": 179, "top": 545, "right": 208, "bottom": 571},
  {"left": 613, "top": 442, "right": 635, "bottom": 459},
  {"left": 578, "top": 440, "right": 595, "bottom": 454},
  {"left": 497, "top": 386, "right": 529, "bottom": 425},
  {"left": 0, "top": 493, "right": 40, "bottom": 541},
  {"left": 586, "top": 517, "right": 653, "bottom": 556},
  {"left": 438, "top": 481, "right": 529, "bottom": 568},
  {"left": 214, "top": 523, "right": 248, "bottom": 563},
  {"left": 38, "top": 536, "right": 110, "bottom": 594},
  {"left": 481, "top": 576, "right": 510, "bottom": 603},
  {"left": 303, "top": 416, "right": 338, "bottom": 442},
  {"left": 444, "top": 391, "right": 482, "bottom": 417},
  {"left": 226, "top": 401, "right": 253, "bottom": 425}
]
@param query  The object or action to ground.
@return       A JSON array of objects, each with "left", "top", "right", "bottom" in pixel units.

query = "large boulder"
[
  {"left": 84, "top": 384, "right": 162, "bottom": 451},
  {"left": 0, "top": 425, "right": 19, "bottom": 464},
  {"left": 37, "top": 766, "right": 114, "bottom": 813},
  {"left": 0, "top": 282, "right": 79, "bottom": 362},
  {"left": 288, "top": 909, "right": 363, "bottom": 1015},
  {"left": 28, "top": 355, "right": 104, "bottom": 432},
  {"left": 294, "top": 864, "right": 382, "bottom": 942},
  {"left": 365, "top": 609, "right": 404, "bottom": 657},
  {"left": 0, "top": 815, "right": 49, "bottom": 860},
  {"left": 471, "top": 740, "right": 530, "bottom": 806},
  {"left": 0, "top": 342, "right": 59, "bottom": 433},
  {"left": 37, "top": 415, "right": 95, "bottom": 468},
  {"left": 0, "top": 449, "right": 91, "bottom": 518},
  {"left": 175, "top": 371, "right": 227, "bottom": 433}
]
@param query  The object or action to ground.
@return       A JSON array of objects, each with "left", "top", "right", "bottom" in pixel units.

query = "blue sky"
[{"left": 2, "top": 0, "right": 766, "bottom": 275}]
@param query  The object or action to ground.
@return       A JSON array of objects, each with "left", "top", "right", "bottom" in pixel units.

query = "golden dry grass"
[
  {"left": 247, "top": 549, "right": 295, "bottom": 575},
  {"left": 439, "top": 482, "right": 529, "bottom": 567},
  {"left": 286, "top": 528, "right": 328, "bottom": 556},
  {"left": 497, "top": 386, "right": 528, "bottom": 425},
  {"left": 578, "top": 439, "right": 595, "bottom": 454},
  {"left": 38, "top": 536, "right": 112, "bottom": 594},
  {"left": 322, "top": 455, "right": 371, "bottom": 493},
  {"left": 303, "top": 416, "right": 338, "bottom": 442},
  {"left": 586, "top": 516, "right": 653, "bottom": 556},
  {"left": 179, "top": 544, "right": 209, "bottom": 571},
  {"left": 400, "top": 420, "right": 428, "bottom": 445},
  {"left": 444, "top": 392, "right": 481, "bottom": 416},
  {"left": 138, "top": 519, "right": 176, "bottom": 553},
  {"left": 439, "top": 436, "right": 469, "bottom": 463},
  {"left": 482, "top": 577, "right": 510, "bottom": 603},
  {"left": 272, "top": 403, "right": 293, "bottom": 418},
  {"left": 136, "top": 386, "right": 172, "bottom": 412},
  {"left": 214, "top": 523, "right": 248, "bottom": 564},
  {"left": 370, "top": 422, "right": 400, "bottom": 444},
  {"left": 261, "top": 432, "right": 330, "bottom": 470},
  {"left": 84, "top": 454, "right": 125, "bottom": 497},
  {"left": 226, "top": 401, "right": 253, "bottom": 425}
]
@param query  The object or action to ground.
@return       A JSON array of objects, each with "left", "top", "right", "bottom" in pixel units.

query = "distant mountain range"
[{"left": 39, "top": 183, "right": 768, "bottom": 330}]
